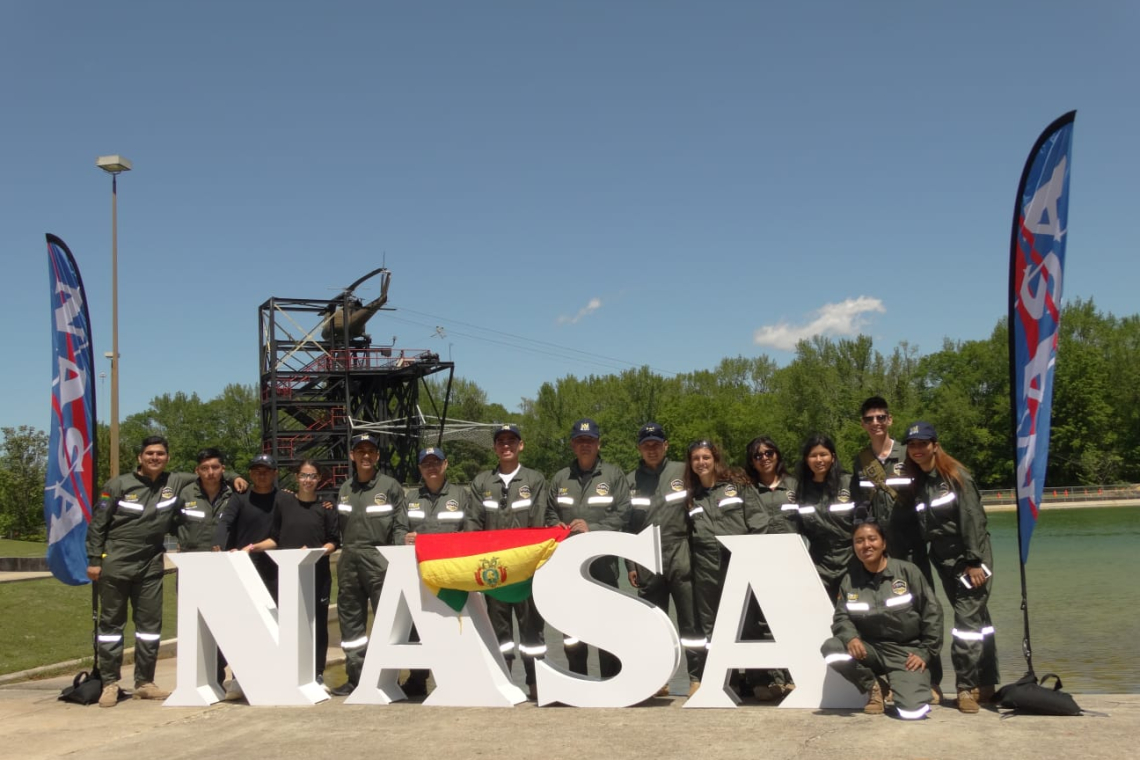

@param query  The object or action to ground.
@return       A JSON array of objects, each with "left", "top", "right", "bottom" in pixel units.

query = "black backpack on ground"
[{"left": 995, "top": 671, "right": 1082, "bottom": 716}]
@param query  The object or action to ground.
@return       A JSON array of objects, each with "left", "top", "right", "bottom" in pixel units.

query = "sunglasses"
[
  {"left": 751, "top": 450, "right": 777, "bottom": 461},
  {"left": 862, "top": 414, "right": 889, "bottom": 424}
]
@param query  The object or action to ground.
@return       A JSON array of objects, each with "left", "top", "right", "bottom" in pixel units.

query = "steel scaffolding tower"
[{"left": 257, "top": 270, "right": 454, "bottom": 492}]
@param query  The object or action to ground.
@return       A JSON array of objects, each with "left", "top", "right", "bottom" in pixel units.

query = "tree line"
[{"left": 4, "top": 298, "right": 1137, "bottom": 540}]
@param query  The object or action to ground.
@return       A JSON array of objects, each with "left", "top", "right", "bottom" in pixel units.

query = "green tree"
[{"left": 0, "top": 426, "right": 50, "bottom": 540}]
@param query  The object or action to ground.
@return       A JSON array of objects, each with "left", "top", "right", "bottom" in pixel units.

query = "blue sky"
[{"left": 3, "top": 1, "right": 1136, "bottom": 433}]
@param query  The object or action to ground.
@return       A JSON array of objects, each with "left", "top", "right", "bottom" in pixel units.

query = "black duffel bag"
[
  {"left": 995, "top": 672, "right": 1081, "bottom": 716},
  {"left": 58, "top": 670, "right": 104, "bottom": 706}
]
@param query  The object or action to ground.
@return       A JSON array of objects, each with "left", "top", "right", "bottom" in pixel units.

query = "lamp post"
[{"left": 96, "top": 155, "right": 132, "bottom": 477}]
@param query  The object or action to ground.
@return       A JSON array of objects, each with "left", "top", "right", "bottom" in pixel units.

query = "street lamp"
[{"left": 96, "top": 155, "right": 132, "bottom": 477}]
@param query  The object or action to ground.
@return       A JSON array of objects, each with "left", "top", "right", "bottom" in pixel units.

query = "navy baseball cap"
[
  {"left": 249, "top": 453, "right": 278, "bottom": 469},
  {"left": 638, "top": 422, "right": 667, "bottom": 443},
  {"left": 903, "top": 421, "right": 938, "bottom": 442},
  {"left": 570, "top": 418, "right": 600, "bottom": 440},
  {"left": 417, "top": 446, "right": 446, "bottom": 463},
  {"left": 351, "top": 433, "right": 380, "bottom": 449},
  {"left": 493, "top": 423, "right": 522, "bottom": 442}
]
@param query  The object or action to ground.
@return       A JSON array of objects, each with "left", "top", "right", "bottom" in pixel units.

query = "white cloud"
[
  {"left": 753, "top": 296, "right": 886, "bottom": 351},
  {"left": 558, "top": 297, "right": 603, "bottom": 325}
]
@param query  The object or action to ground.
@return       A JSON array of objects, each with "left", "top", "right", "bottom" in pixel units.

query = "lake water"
[
  {"left": 980, "top": 506, "right": 1140, "bottom": 693},
  {"left": 540, "top": 506, "right": 1140, "bottom": 695}
]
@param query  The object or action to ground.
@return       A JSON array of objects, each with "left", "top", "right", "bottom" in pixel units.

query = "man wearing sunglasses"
[
  {"left": 625, "top": 422, "right": 703, "bottom": 696},
  {"left": 850, "top": 396, "right": 943, "bottom": 700},
  {"left": 469, "top": 424, "right": 552, "bottom": 700}
]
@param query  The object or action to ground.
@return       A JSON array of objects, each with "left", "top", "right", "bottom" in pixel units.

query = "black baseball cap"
[
  {"left": 493, "top": 423, "right": 522, "bottom": 442},
  {"left": 638, "top": 423, "right": 667, "bottom": 443},
  {"left": 903, "top": 421, "right": 938, "bottom": 442},
  {"left": 351, "top": 433, "right": 380, "bottom": 449},
  {"left": 249, "top": 453, "right": 278, "bottom": 469},
  {"left": 570, "top": 418, "right": 600, "bottom": 440}
]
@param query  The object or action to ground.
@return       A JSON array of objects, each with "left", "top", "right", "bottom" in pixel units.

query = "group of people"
[{"left": 85, "top": 395, "right": 998, "bottom": 719}]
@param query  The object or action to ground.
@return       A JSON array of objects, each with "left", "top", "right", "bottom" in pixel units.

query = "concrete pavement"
[{"left": 0, "top": 653, "right": 1133, "bottom": 760}]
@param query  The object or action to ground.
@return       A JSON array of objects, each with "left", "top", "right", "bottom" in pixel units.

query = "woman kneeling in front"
[{"left": 820, "top": 517, "right": 943, "bottom": 719}]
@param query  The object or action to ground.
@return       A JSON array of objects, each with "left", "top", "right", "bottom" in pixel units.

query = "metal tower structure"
[{"left": 258, "top": 268, "right": 454, "bottom": 493}]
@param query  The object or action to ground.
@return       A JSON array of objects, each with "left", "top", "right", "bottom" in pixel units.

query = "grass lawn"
[
  {"left": 0, "top": 573, "right": 178, "bottom": 676},
  {"left": 0, "top": 539, "right": 48, "bottom": 558},
  {"left": 2, "top": 556, "right": 340, "bottom": 677}
]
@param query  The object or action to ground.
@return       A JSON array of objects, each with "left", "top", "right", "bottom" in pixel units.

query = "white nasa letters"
[
  {"left": 532, "top": 527, "right": 682, "bottom": 707},
  {"left": 167, "top": 534, "right": 860, "bottom": 709}
]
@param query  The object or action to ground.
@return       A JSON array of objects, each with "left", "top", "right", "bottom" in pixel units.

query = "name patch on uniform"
[
  {"left": 847, "top": 592, "right": 859, "bottom": 602},
  {"left": 125, "top": 493, "right": 139, "bottom": 502}
]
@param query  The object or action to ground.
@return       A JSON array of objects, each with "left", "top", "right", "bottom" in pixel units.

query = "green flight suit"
[
  {"left": 626, "top": 459, "right": 702, "bottom": 682},
  {"left": 469, "top": 465, "right": 551, "bottom": 685},
  {"left": 175, "top": 479, "right": 235, "bottom": 552},
  {"left": 335, "top": 471, "right": 408, "bottom": 686},
  {"left": 688, "top": 480, "right": 768, "bottom": 649},
  {"left": 822, "top": 557, "right": 944, "bottom": 718},
  {"left": 548, "top": 456, "right": 630, "bottom": 678},
  {"left": 87, "top": 470, "right": 193, "bottom": 687},
  {"left": 913, "top": 467, "right": 998, "bottom": 691},
  {"left": 790, "top": 478, "right": 856, "bottom": 601},
  {"left": 851, "top": 441, "right": 942, "bottom": 687},
  {"left": 404, "top": 478, "right": 476, "bottom": 688}
]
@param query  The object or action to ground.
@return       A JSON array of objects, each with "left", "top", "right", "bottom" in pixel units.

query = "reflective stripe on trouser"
[
  {"left": 820, "top": 636, "right": 933, "bottom": 715},
  {"left": 337, "top": 547, "right": 386, "bottom": 685},
  {"left": 563, "top": 555, "right": 621, "bottom": 679},
  {"left": 636, "top": 538, "right": 703, "bottom": 682},
  {"left": 691, "top": 539, "right": 732, "bottom": 683},
  {"left": 96, "top": 554, "right": 166, "bottom": 687},
  {"left": 487, "top": 595, "right": 545, "bottom": 685},
  {"left": 932, "top": 550, "right": 999, "bottom": 690}
]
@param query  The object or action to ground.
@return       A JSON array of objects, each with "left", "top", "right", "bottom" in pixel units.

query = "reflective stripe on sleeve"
[
  {"left": 510, "top": 499, "right": 532, "bottom": 510},
  {"left": 829, "top": 503, "right": 855, "bottom": 513},
  {"left": 797, "top": 506, "right": 817, "bottom": 515},
  {"left": 365, "top": 505, "right": 393, "bottom": 514},
  {"left": 482, "top": 500, "right": 499, "bottom": 509},
  {"left": 664, "top": 491, "right": 688, "bottom": 502},
  {"left": 586, "top": 496, "right": 613, "bottom": 506},
  {"left": 182, "top": 509, "right": 206, "bottom": 519},
  {"left": 885, "top": 478, "right": 912, "bottom": 486},
  {"left": 156, "top": 497, "right": 177, "bottom": 510},
  {"left": 407, "top": 509, "right": 425, "bottom": 519},
  {"left": 631, "top": 497, "right": 652, "bottom": 507},
  {"left": 846, "top": 602, "right": 870, "bottom": 611},
  {"left": 556, "top": 496, "right": 574, "bottom": 506},
  {"left": 717, "top": 497, "right": 743, "bottom": 508},
  {"left": 437, "top": 511, "right": 465, "bottom": 521},
  {"left": 117, "top": 501, "right": 144, "bottom": 512},
  {"left": 688, "top": 506, "right": 704, "bottom": 518},
  {"left": 930, "top": 493, "right": 956, "bottom": 508},
  {"left": 337, "top": 504, "right": 352, "bottom": 514}
]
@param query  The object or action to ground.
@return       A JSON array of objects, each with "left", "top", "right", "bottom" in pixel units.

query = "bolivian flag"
[{"left": 416, "top": 527, "right": 571, "bottom": 612}]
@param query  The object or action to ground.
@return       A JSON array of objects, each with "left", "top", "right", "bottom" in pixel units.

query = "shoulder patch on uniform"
[
  {"left": 670, "top": 479, "right": 685, "bottom": 492},
  {"left": 519, "top": 485, "right": 532, "bottom": 499},
  {"left": 838, "top": 488, "right": 851, "bottom": 503},
  {"left": 893, "top": 463, "right": 905, "bottom": 476},
  {"left": 938, "top": 482, "right": 950, "bottom": 497},
  {"left": 446, "top": 499, "right": 459, "bottom": 511},
  {"left": 595, "top": 483, "right": 610, "bottom": 496},
  {"left": 374, "top": 493, "right": 388, "bottom": 505},
  {"left": 724, "top": 484, "right": 738, "bottom": 498},
  {"left": 161, "top": 486, "right": 174, "bottom": 499},
  {"left": 786, "top": 491, "right": 797, "bottom": 504},
  {"left": 891, "top": 579, "right": 908, "bottom": 595}
]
